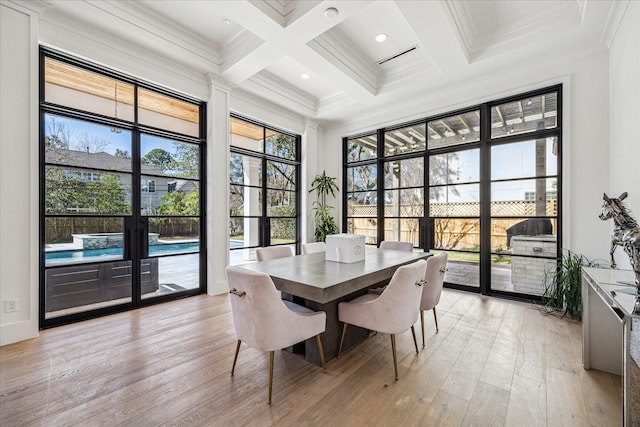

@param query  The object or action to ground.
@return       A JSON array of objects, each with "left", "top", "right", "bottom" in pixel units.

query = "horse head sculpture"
[{"left": 599, "top": 192, "right": 640, "bottom": 299}]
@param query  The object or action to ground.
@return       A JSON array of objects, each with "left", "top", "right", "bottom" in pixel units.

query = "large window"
[
  {"left": 229, "top": 115, "right": 300, "bottom": 265},
  {"left": 41, "top": 48, "right": 206, "bottom": 327},
  {"left": 343, "top": 86, "right": 561, "bottom": 299}
]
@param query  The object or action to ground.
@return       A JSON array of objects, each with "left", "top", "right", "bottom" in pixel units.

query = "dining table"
[{"left": 235, "top": 246, "right": 431, "bottom": 366}]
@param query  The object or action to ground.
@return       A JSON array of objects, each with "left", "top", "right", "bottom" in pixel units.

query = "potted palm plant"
[{"left": 309, "top": 171, "right": 339, "bottom": 242}]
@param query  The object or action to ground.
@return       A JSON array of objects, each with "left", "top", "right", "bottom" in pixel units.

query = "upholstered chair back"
[{"left": 256, "top": 246, "right": 294, "bottom": 261}]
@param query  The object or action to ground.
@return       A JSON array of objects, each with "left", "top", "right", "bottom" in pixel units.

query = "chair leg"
[
  {"left": 315, "top": 334, "right": 327, "bottom": 373},
  {"left": 411, "top": 325, "right": 418, "bottom": 354},
  {"left": 338, "top": 323, "right": 348, "bottom": 358},
  {"left": 390, "top": 334, "right": 398, "bottom": 381},
  {"left": 420, "top": 310, "right": 425, "bottom": 348},
  {"left": 268, "top": 351, "right": 274, "bottom": 404},
  {"left": 433, "top": 307, "right": 439, "bottom": 333},
  {"left": 231, "top": 339, "right": 241, "bottom": 375}
]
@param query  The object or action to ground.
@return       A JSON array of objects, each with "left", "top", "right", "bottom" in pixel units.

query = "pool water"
[{"left": 46, "top": 241, "right": 200, "bottom": 264}]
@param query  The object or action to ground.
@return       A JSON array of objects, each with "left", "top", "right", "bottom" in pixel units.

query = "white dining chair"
[
  {"left": 420, "top": 252, "right": 448, "bottom": 347},
  {"left": 226, "top": 266, "right": 327, "bottom": 404},
  {"left": 337, "top": 259, "right": 427, "bottom": 380},
  {"left": 302, "top": 241, "right": 326, "bottom": 254},
  {"left": 379, "top": 240, "right": 413, "bottom": 252},
  {"left": 256, "top": 245, "right": 293, "bottom": 261}
]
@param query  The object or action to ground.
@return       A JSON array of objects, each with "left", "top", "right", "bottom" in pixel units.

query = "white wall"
[
  {"left": 609, "top": 1, "right": 640, "bottom": 270},
  {"left": 320, "top": 47, "right": 612, "bottom": 264},
  {"left": 0, "top": 1, "right": 40, "bottom": 345}
]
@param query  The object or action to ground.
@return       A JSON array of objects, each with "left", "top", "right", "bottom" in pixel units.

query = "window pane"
[
  {"left": 141, "top": 135, "right": 200, "bottom": 179},
  {"left": 266, "top": 161, "right": 296, "bottom": 190},
  {"left": 433, "top": 218, "right": 480, "bottom": 251},
  {"left": 429, "top": 149, "right": 479, "bottom": 185},
  {"left": 44, "top": 58, "right": 135, "bottom": 121},
  {"left": 266, "top": 132, "right": 296, "bottom": 160},
  {"left": 491, "top": 218, "right": 556, "bottom": 252},
  {"left": 148, "top": 178, "right": 199, "bottom": 216},
  {"left": 270, "top": 219, "right": 296, "bottom": 243},
  {"left": 491, "top": 91, "right": 558, "bottom": 138},
  {"left": 230, "top": 185, "right": 262, "bottom": 216},
  {"left": 384, "top": 157, "right": 424, "bottom": 188},
  {"left": 230, "top": 117, "right": 265, "bottom": 152},
  {"left": 429, "top": 184, "right": 480, "bottom": 217},
  {"left": 45, "top": 260, "right": 133, "bottom": 316},
  {"left": 427, "top": 110, "right": 480, "bottom": 149},
  {"left": 45, "top": 166, "right": 131, "bottom": 215},
  {"left": 141, "top": 254, "right": 199, "bottom": 299},
  {"left": 44, "top": 114, "right": 132, "bottom": 172},
  {"left": 347, "top": 218, "right": 377, "bottom": 245},
  {"left": 384, "top": 124, "right": 425, "bottom": 156},
  {"left": 347, "top": 191, "right": 378, "bottom": 209},
  {"left": 347, "top": 134, "right": 377, "bottom": 162},
  {"left": 492, "top": 218, "right": 558, "bottom": 296},
  {"left": 44, "top": 217, "right": 125, "bottom": 266},
  {"left": 347, "top": 165, "right": 377, "bottom": 192},
  {"left": 229, "top": 153, "right": 261, "bottom": 185},
  {"left": 383, "top": 218, "right": 420, "bottom": 246},
  {"left": 434, "top": 250, "right": 479, "bottom": 288},
  {"left": 384, "top": 189, "right": 424, "bottom": 217},
  {"left": 138, "top": 88, "right": 200, "bottom": 137},
  {"left": 267, "top": 190, "right": 296, "bottom": 216},
  {"left": 230, "top": 217, "right": 260, "bottom": 248},
  {"left": 491, "top": 178, "right": 558, "bottom": 216},
  {"left": 148, "top": 217, "right": 200, "bottom": 243},
  {"left": 491, "top": 138, "right": 557, "bottom": 181}
]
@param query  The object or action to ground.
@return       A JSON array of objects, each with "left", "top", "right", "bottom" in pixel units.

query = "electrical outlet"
[{"left": 4, "top": 298, "right": 18, "bottom": 313}]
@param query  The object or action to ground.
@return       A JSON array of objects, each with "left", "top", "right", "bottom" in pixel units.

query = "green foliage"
[
  {"left": 45, "top": 170, "right": 130, "bottom": 214},
  {"left": 542, "top": 250, "right": 598, "bottom": 319},
  {"left": 172, "top": 143, "right": 200, "bottom": 178},
  {"left": 309, "top": 171, "right": 339, "bottom": 242},
  {"left": 142, "top": 148, "right": 174, "bottom": 171},
  {"left": 157, "top": 187, "right": 199, "bottom": 216}
]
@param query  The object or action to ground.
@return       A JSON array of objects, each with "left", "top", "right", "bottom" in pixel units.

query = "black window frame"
[
  {"left": 342, "top": 85, "right": 562, "bottom": 301},
  {"left": 39, "top": 46, "right": 207, "bottom": 328}
]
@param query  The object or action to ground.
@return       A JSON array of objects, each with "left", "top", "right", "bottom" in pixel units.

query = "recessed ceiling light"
[
  {"left": 376, "top": 33, "right": 388, "bottom": 43},
  {"left": 301, "top": 73, "right": 310, "bottom": 79},
  {"left": 324, "top": 7, "right": 339, "bottom": 18},
  {"left": 223, "top": 19, "right": 231, "bottom": 25}
]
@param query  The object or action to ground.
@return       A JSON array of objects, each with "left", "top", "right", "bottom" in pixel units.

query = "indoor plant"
[
  {"left": 309, "top": 171, "right": 339, "bottom": 242},
  {"left": 542, "top": 249, "right": 598, "bottom": 319}
]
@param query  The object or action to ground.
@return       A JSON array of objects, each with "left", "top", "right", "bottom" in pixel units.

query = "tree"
[
  {"left": 172, "top": 142, "right": 199, "bottom": 178},
  {"left": 45, "top": 171, "right": 129, "bottom": 214},
  {"left": 142, "top": 148, "right": 174, "bottom": 171},
  {"left": 74, "top": 132, "right": 108, "bottom": 154},
  {"left": 114, "top": 149, "right": 130, "bottom": 159}
]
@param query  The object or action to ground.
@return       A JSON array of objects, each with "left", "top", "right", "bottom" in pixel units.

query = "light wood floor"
[{"left": 0, "top": 289, "right": 622, "bottom": 426}]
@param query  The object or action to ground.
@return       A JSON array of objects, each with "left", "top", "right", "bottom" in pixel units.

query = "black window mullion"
[
  {"left": 376, "top": 128, "right": 385, "bottom": 245},
  {"left": 479, "top": 104, "right": 492, "bottom": 295}
]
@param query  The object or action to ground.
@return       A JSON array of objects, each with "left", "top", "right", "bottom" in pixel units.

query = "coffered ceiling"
[{"left": 37, "top": 0, "right": 621, "bottom": 125}]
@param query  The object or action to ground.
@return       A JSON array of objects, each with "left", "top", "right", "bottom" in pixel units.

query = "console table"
[{"left": 582, "top": 267, "right": 639, "bottom": 426}]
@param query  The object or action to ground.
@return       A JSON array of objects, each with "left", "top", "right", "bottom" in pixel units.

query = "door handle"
[{"left": 139, "top": 217, "right": 149, "bottom": 259}]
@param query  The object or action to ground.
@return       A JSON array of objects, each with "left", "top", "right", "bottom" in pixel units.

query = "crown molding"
[
  {"left": 600, "top": 0, "right": 630, "bottom": 48},
  {"left": 307, "top": 27, "right": 379, "bottom": 95},
  {"left": 244, "top": 70, "right": 318, "bottom": 116}
]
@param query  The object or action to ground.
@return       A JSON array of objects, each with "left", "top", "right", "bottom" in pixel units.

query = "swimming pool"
[
  {"left": 46, "top": 240, "right": 246, "bottom": 264},
  {"left": 46, "top": 241, "right": 200, "bottom": 264}
]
